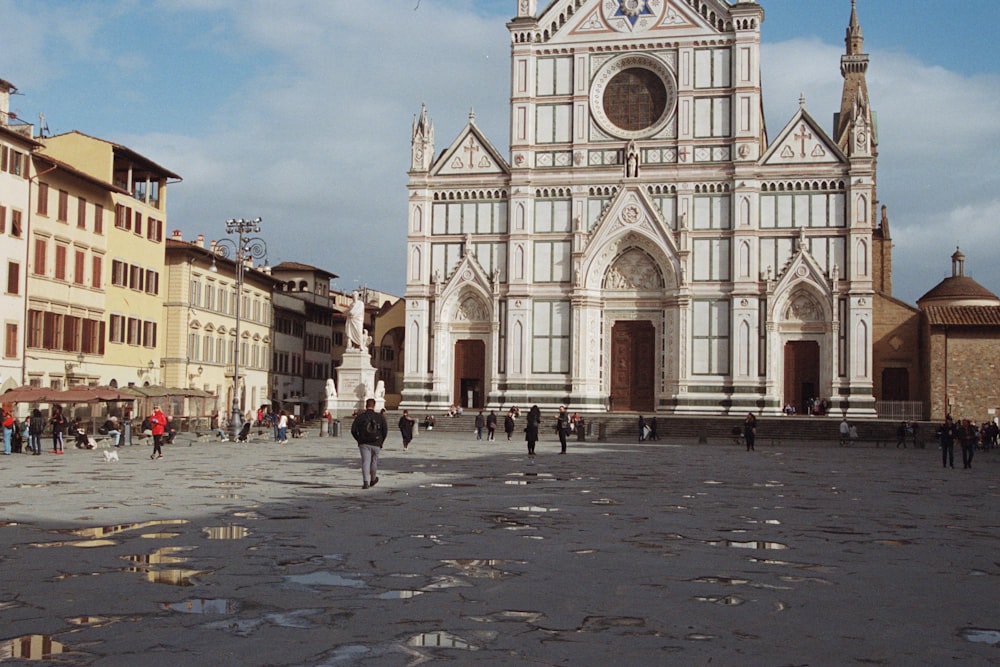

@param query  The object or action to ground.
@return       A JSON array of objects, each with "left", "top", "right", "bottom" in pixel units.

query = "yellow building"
[
  {"left": 164, "top": 233, "right": 277, "bottom": 425},
  {"left": 40, "top": 131, "right": 180, "bottom": 388}
]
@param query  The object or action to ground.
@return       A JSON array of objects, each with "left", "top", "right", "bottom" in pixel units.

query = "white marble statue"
[
  {"left": 325, "top": 378, "right": 337, "bottom": 400},
  {"left": 374, "top": 380, "right": 385, "bottom": 399},
  {"left": 362, "top": 328, "right": 373, "bottom": 350},
  {"left": 346, "top": 291, "right": 365, "bottom": 350}
]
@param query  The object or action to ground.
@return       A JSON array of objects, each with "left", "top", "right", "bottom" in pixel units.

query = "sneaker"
[
  {"left": 370, "top": 477, "right": 379, "bottom": 487},
  {"left": 56, "top": 451, "right": 64, "bottom": 455},
  {"left": 362, "top": 482, "right": 370, "bottom": 489},
  {"left": 156, "top": 454, "right": 163, "bottom": 459}
]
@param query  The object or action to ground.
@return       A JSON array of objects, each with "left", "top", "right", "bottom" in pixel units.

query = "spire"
[
  {"left": 410, "top": 103, "right": 434, "bottom": 173},
  {"left": 836, "top": 0, "right": 872, "bottom": 151},
  {"left": 846, "top": 0, "right": 863, "bottom": 55}
]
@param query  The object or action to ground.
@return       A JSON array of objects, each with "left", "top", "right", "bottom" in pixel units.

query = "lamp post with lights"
[{"left": 211, "top": 218, "right": 267, "bottom": 441}]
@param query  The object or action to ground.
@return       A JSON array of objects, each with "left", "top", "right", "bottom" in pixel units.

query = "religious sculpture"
[
  {"left": 346, "top": 291, "right": 365, "bottom": 350},
  {"left": 374, "top": 380, "right": 385, "bottom": 399},
  {"left": 325, "top": 378, "right": 337, "bottom": 400}
]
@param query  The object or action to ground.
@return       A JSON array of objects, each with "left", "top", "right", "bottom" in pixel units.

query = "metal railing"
[{"left": 875, "top": 401, "right": 925, "bottom": 421}]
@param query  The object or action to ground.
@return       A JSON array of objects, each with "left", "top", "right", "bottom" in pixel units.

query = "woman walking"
[{"left": 525, "top": 405, "right": 541, "bottom": 456}]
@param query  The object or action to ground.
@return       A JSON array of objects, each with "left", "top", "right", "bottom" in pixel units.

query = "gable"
[
  {"left": 543, "top": 0, "right": 733, "bottom": 43},
  {"left": 762, "top": 107, "right": 845, "bottom": 167},
  {"left": 432, "top": 122, "right": 509, "bottom": 177}
]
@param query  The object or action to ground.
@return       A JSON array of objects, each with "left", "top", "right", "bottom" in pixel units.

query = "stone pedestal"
[{"left": 330, "top": 350, "right": 376, "bottom": 418}]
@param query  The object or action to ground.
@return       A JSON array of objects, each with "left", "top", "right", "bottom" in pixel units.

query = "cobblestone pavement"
[{"left": 0, "top": 429, "right": 997, "bottom": 666}]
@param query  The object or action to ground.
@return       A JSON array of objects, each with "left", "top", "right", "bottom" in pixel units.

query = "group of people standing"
[
  {"left": 937, "top": 415, "right": 985, "bottom": 469},
  {"left": 2, "top": 406, "right": 69, "bottom": 455}
]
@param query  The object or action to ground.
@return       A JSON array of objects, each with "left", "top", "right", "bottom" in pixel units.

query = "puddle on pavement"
[
  {"left": 377, "top": 590, "right": 424, "bottom": 600},
  {"left": 123, "top": 546, "right": 193, "bottom": 566},
  {"left": 509, "top": 506, "right": 558, "bottom": 513},
  {"left": 470, "top": 610, "right": 545, "bottom": 624},
  {"left": 285, "top": 571, "right": 367, "bottom": 588},
  {"left": 58, "top": 519, "right": 188, "bottom": 539},
  {"left": 691, "top": 576, "right": 750, "bottom": 586},
  {"left": 232, "top": 511, "right": 261, "bottom": 520},
  {"left": 32, "top": 539, "right": 118, "bottom": 548},
  {"left": 163, "top": 598, "right": 239, "bottom": 614},
  {"left": 66, "top": 615, "right": 120, "bottom": 627},
  {"left": 578, "top": 616, "right": 645, "bottom": 631},
  {"left": 591, "top": 498, "right": 620, "bottom": 505},
  {"left": 0, "top": 634, "right": 75, "bottom": 660},
  {"left": 140, "top": 532, "right": 179, "bottom": 539},
  {"left": 748, "top": 557, "right": 833, "bottom": 572},
  {"left": 695, "top": 595, "right": 745, "bottom": 606},
  {"left": 422, "top": 482, "right": 477, "bottom": 488},
  {"left": 685, "top": 633, "right": 718, "bottom": 641},
  {"left": 205, "top": 609, "right": 322, "bottom": 636},
  {"left": 203, "top": 525, "right": 250, "bottom": 539},
  {"left": 960, "top": 628, "right": 1000, "bottom": 645},
  {"left": 876, "top": 539, "right": 912, "bottom": 546},
  {"left": 216, "top": 481, "right": 250, "bottom": 487},
  {"left": 125, "top": 568, "right": 211, "bottom": 586},
  {"left": 440, "top": 559, "right": 522, "bottom": 579},
  {"left": 422, "top": 575, "right": 472, "bottom": 591},
  {"left": 407, "top": 631, "right": 480, "bottom": 651},
  {"left": 709, "top": 540, "right": 789, "bottom": 550}
]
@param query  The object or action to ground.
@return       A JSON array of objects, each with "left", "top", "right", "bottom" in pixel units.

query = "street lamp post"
[{"left": 211, "top": 217, "right": 267, "bottom": 441}]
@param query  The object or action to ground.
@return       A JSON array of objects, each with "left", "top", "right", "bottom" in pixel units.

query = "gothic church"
[{"left": 402, "top": 0, "right": 886, "bottom": 416}]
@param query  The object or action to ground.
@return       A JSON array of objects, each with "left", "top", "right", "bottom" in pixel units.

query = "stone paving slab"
[{"left": 0, "top": 430, "right": 997, "bottom": 665}]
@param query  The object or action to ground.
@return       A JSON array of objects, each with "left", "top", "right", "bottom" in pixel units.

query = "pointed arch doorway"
[
  {"left": 454, "top": 339, "right": 486, "bottom": 409},
  {"left": 784, "top": 340, "right": 820, "bottom": 414},
  {"left": 610, "top": 321, "right": 655, "bottom": 412}
]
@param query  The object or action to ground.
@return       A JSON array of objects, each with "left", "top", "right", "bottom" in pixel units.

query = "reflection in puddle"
[
  {"left": 206, "top": 609, "right": 322, "bottom": 637},
  {"left": 685, "top": 633, "right": 718, "bottom": 641},
  {"left": 440, "top": 559, "right": 522, "bottom": 579},
  {"left": 125, "top": 567, "right": 210, "bottom": 586},
  {"left": 140, "top": 533, "right": 179, "bottom": 539},
  {"left": 66, "top": 615, "right": 114, "bottom": 626},
  {"left": 285, "top": 571, "right": 366, "bottom": 588},
  {"left": 469, "top": 610, "right": 545, "bottom": 624},
  {"left": 695, "top": 595, "right": 745, "bottom": 606},
  {"left": 710, "top": 540, "right": 789, "bottom": 550},
  {"left": 32, "top": 539, "right": 117, "bottom": 548},
  {"left": 591, "top": 498, "right": 620, "bottom": 505},
  {"left": 377, "top": 590, "right": 424, "bottom": 600},
  {"left": 0, "top": 635, "right": 70, "bottom": 660},
  {"left": 407, "top": 631, "right": 478, "bottom": 651},
  {"left": 163, "top": 598, "right": 239, "bottom": 614},
  {"left": 122, "top": 546, "right": 194, "bottom": 566},
  {"left": 203, "top": 525, "right": 250, "bottom": 539},
  {"left": 691, "top": 576, "right": 750, "bottom": 586},
  {"left": 960, "top": 628, "right": 1000, "bottom": 645},
  {"left": 876, "top": 539, "right": 912, "bottom": 546},
  {"left": 509, "top": 506, "right": 558, "bottom": 513},
  {"left": 60, "top": 519, "right": 189, "bottom": 539}
]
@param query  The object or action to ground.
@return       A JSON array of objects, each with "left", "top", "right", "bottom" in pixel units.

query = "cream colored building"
[
  {"left": 0, "top": 77, "right": 41, "bottom": 394},
  {"left": 164, "top": 234, "right": 277, "bottom": 423},
  {"left": 40, "top": 131, "right": 179, "bottom": 389},
  {"left": 403, "top": 0, "right": 884, "bottom": 416}
]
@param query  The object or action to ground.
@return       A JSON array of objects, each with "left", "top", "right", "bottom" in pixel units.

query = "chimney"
[
  {"left": 171, "top": 229, "right": 183, "bottom": 240},
  {"left": 196, "top": 234, "right": 205, "bottom": 248}
]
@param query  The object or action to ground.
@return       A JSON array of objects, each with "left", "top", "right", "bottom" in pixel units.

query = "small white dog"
[{"left": 102, "top": 449, "right": 119, "bottom": 463}]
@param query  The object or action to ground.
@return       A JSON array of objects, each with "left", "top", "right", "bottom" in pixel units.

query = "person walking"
[
  {"left": 1, "top": 409, "right": 12, "bottom": 455},
  {"left": 351, "top": 398, "right": 388, "bottom": 489},
  {"left": 50, "top": 405, "right": 67, "bottom": 454},
  {"left": 555, "top": 405, "right": 571, "bottom": 454},
  {"left": 504, "top": 410, "right": 515, "bottom": 441},
  {"left": 486, "top": 411, "right": 497, "bottom": 441},
  {"left": 398, "top": 410, "right": 415, "bottom": 451},
  {"left": 525, "top": 405, "right": 541, "bottom": 456},
  {"left": 638, "top": 415, "right": 647, "bottom": 442},
  {"left": 939, "top": 415, "right": 956, "bottom": 469},
  {"left": 149, "top": 405, "right": 167, "bottom": 460},
  {"left": 958, "top": 418, "right": 976, "bottom": 469},
  {"left": 743, "top": 412, "right": 757, "bottom": 452},
  {"left": 28, "top": 408, "right": 44, "bottom": 455},
  {"left": 475, "top": 411, "right": 485, "bottom": 441},
  {"left": 839, "top": 418, "right": 850, "bottom": 447},
  {"left": 277, "top": 411, "right": 289, "bottom": 443},
  {"left": 648, "top": 416, "right": 659, "bottom": 441}
]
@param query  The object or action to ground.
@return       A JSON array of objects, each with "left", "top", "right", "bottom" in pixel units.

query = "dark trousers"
[
  {"left": 153, "top": 434, "right": 163, "bottom": 457},
  {"left": 961, "top": 445, "right": 974, "bottom": 469},
  {"left": 558, "top": 430, "right": 567, "bottom": 453},
  {"left": 941, "top": 442, "right": 954, "bottom": 468}
]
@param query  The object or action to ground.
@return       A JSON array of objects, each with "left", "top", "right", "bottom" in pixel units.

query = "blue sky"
[{"left": 2, "top": 0, "right": 999, "bottom": 304}]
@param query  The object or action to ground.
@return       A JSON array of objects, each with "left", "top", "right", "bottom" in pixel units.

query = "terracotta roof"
[
  {"left": 916, "top": 276, "right": 1000, "bottom": 306},
  {"left": 924, "top": 305, "right": 1000, "bottom": 327},
  {"left": 270, "top": 261, "right": 338, "bottom": 279}
]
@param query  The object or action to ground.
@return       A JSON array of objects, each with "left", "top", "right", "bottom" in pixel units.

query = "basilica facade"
[{"left": 402, "top": 0, "right": 886, "bottom": 416}]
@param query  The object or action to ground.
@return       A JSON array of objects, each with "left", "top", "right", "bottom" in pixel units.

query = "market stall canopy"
[
  {"left": 1, "top": 385, "right": 135, "bottom": 404},
  {"left": 119, "top": 386, "right": 214, "bottom": 400}
]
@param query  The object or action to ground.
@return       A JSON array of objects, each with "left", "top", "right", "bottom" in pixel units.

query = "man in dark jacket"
[
  {"left": 398, "top": 410, "right": 415, "bottom": 451},
  {"left": 351, "top": 398, "right": 388, "bottom": 489}
]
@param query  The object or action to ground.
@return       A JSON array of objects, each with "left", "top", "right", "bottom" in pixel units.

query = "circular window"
[
  {"left": 590, "top": 54, "right": 677, "bottom": 139},
  {"left": 603, "top": 68, "right": 668, "bottom": 132}
]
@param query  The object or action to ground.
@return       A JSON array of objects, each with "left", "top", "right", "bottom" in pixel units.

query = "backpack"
[{"left": 364, "top": 415, "right": 379, "bottom": 442}]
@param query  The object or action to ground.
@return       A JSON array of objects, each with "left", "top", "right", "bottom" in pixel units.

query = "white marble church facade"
[{"left": 402, "top": 0, "right": 880, "bottom": 416}]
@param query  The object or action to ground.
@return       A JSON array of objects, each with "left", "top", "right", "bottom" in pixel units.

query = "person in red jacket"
[{"left": 149, "top": 406, "right": 167, "bottom": 460}]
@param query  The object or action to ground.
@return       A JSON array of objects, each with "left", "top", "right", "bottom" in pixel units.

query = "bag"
[
  {"left": 98, "top": 427, "right": 108, "bottom": 435},
  {"left": 2, "top": 416, "right": 13, "bottom": 428}
]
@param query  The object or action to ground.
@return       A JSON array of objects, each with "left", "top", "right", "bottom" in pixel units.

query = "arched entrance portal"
[
  {"left": 784, "top": 340, "right": 820, "bottom": 413},
  {"left": 454, "top": 339, "right": 486, "bottom": 409},
  {"left": 610, "top": 320, "right": 655, "bottom": 412}
]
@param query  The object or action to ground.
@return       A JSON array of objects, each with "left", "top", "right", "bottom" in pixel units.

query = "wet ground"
[{"left": 0, "top": 429, "right": 997, "bottom": 665}]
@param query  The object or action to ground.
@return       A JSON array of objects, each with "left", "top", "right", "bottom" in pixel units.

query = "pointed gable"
[
  {"left": 544, "top": 0, "right": 732, "bottom": 44},
  {"left": 431, "top": 115, "right": 509, "bottom": 177},
  {"left": 761, "top": 103, "right": 845, "bottom": 167}
]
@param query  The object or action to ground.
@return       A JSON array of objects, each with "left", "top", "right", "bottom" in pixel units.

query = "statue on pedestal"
[{"left": 346, "top": 291, "right": 365, "bottom": 350}]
